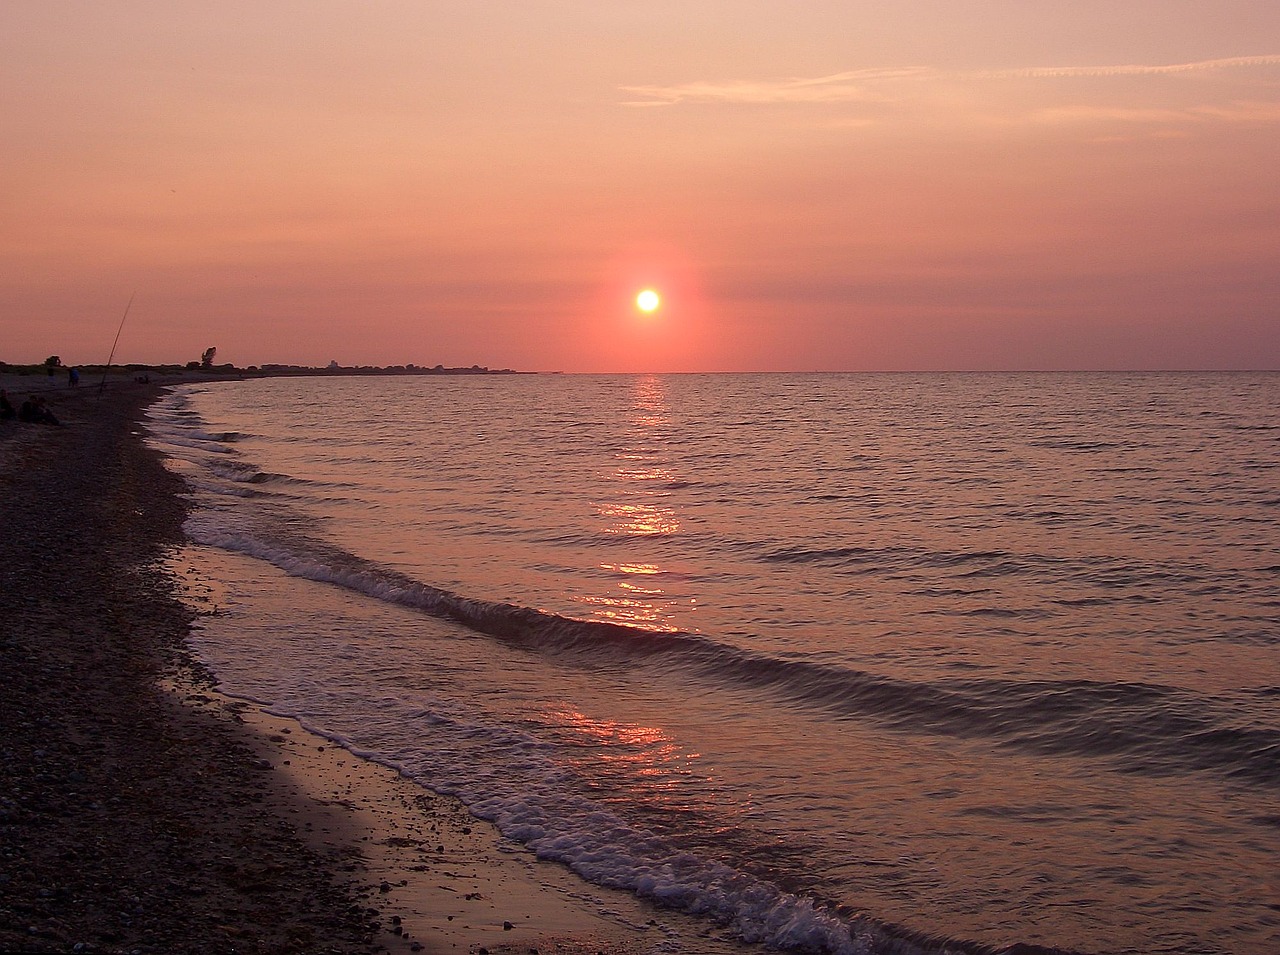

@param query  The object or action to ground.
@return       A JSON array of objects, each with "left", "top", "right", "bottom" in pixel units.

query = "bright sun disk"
[{"left": 636, "top": 289, "right": 660, "bottom": 313}]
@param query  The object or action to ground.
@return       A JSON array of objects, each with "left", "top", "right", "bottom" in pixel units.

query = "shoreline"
[
  {"left": 156, "top": 673, "right": 664, "bottom": 955},
  {"left": 1, "top": 383, "right": 378, "bottom": 953},
  {"left": 0, "top": 383, "right": 668, "bottom": 954}
]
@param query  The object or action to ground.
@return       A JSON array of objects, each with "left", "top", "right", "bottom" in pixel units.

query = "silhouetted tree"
[
  {"left": 44, "top": 355, "right": 61, "bottom": 368},
  {"left": 200, "top": 347, "right": 217, "bottom": 369}
]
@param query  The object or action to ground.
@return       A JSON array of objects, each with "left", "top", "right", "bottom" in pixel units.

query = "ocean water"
[{"left": 145, "top": 372, "right": 1280, "bottom": 955}]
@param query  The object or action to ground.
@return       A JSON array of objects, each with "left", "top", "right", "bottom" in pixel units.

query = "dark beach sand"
[
  {"left": 0, "top": 383, "right": 666, "bottom": 955},
  {"left": 0, "top": 383, "right": 381, "bottom": 953}
]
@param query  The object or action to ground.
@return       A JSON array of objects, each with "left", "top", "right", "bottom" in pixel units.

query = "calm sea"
[{"left": 146, "top": 373, "right": 1280, "bottom": 955}]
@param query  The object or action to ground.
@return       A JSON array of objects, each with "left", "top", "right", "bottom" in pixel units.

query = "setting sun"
[{"left": 636, "top": 289, "right": 661, "bottom": 313}]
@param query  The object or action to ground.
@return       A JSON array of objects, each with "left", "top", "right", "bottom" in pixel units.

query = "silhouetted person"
[{"left": 18, "top": 396, "right": 60, "bottom": 426}]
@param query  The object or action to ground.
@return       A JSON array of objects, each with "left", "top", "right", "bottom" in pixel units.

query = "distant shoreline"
[{"left": 0, "top": 361, "right": 530, "bottom": 382}]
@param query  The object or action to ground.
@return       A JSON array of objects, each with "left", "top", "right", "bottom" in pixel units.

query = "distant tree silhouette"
[
  {"left": 200, "top": 347, "right": 217, "bottom": 369},
  {"left": 44, "top": 355, "right": 61, "bottom": 368}
]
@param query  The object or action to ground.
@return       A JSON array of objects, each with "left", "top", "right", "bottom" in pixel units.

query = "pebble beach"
[
  {"left": 0, "top": 379, "right": 662, "bottom": 955},
  {"left": 0, "top": 379, "right": 384, "bottom": 953}
]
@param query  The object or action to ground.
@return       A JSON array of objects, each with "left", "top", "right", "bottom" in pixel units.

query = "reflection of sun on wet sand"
[
  {"left": 0, "top": 381, "right": 724, "bottom": 955},
  {"left": 198, "top": 687, "right": 669, "bottom": 955}
]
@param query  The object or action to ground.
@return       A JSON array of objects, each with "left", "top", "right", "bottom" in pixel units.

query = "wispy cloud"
[
  {"left": 980, "top": 54, "right": 1280, "bottom": 80},
  {"left": 621, "top": 55, "right": 1280, "bottom": 107},
  {"left": 620, "top": 68, "right": 931, "bottom": 106}
]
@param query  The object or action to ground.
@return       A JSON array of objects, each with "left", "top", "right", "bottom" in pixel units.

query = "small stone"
[
  {"left": 503, "top": 920, "right": 514, "bottom": 931},
  {"left": 379, "top": 881, "right": 391, "bottom": 893}
]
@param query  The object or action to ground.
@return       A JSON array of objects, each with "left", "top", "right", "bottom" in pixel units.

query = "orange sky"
[{"left": 2, "top": 1, "right": 1277, "bottom": 371}]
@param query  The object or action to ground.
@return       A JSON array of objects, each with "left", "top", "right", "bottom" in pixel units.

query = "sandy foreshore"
[{"left": 0, "top": 381, "right": 685, "bottom": 955}]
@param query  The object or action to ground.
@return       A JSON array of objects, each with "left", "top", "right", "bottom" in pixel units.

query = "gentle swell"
[
  {"left": 758, "top": 543, "right": 1220, "bottom": 594},
  {"left": 206, "top": 460, "right": 304, "bottom": 485},
  {"left": 186, "top": 517, "right": 1280, "bottom": 792}
]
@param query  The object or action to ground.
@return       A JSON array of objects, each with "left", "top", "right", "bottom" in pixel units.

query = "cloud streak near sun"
[
  {"left": 620, "top": 55, "right": 1280, "bottom": 107},
  {"left": 982, "top": 54, "right": 1280, "bottom": 79},
  {"left": 620, "top": 68, "right": 932, "bottom": 106}
]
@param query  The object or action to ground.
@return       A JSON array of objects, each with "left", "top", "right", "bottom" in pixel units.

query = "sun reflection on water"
[
  {"left": 596, "top": 377, "right": 680, "bottom": 539},
  {"left": 596, "top": 501, "right": 680, "bottom": 536},
  {"left": 547, "top": 706, "right": 701, "bottom": 792},
  {"left": 601, "top": 562, "right": 661, "bottom": 575},
  {"left": 576, "top": 376, "right": 693, "bottom": 630}
]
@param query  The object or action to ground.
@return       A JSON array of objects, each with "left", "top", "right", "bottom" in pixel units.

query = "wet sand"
[{"left": 0, "top": 381, "right": 673, "bottom": 954}]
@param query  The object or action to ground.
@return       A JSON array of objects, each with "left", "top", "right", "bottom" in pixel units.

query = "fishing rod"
[{"left": 98, "top": 291, "right": 135, "bottom": 395}]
